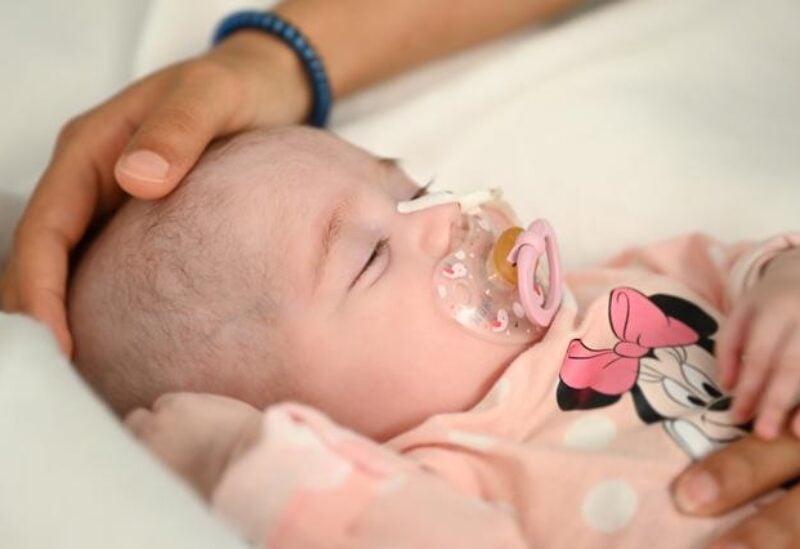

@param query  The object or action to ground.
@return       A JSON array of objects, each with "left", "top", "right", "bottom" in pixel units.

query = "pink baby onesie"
[{"left": 212, "top": 232, "right": 799, "bottom": 548}]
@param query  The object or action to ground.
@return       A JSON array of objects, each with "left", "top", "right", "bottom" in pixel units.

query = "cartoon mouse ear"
[
  {"left": 648, "top": 294, "right": 718, "bottom": 336},
  {"left": 556, "top": 380, "right": 622, "bottom": 411}
]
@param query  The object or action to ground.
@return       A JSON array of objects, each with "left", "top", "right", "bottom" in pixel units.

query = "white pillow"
[{"left": 0, "top": 313, "right": 248, "bottom": 549}]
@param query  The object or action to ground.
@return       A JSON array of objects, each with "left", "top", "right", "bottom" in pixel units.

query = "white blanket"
[
  {"left": 0, "top": 0, "right": 798, "bottom": 546},
  {"left": 0, "top": 314, "right": 247, "bottom": 548}
]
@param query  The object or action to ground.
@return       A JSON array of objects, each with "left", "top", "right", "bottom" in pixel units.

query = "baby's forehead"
[
  {"left": 204, "top": 128, "right": 379, "bottom": 201},
  {"left": 175, "top": 127, "right": 381, "bottom": 248}
]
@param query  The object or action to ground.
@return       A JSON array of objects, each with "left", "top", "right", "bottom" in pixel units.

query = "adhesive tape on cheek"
[{"left": 396, "top": 188, "right": 503, "bottom": 214}]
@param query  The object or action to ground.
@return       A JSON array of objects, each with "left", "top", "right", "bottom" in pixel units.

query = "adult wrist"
[
  {"left": 209, "top": 30, "right": 312, "bottom": 126},
  {"left": 212, "top": 11, "right": 332, "bottom": 126}
]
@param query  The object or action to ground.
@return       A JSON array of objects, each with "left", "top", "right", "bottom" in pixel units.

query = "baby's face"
[{"left": 240, "top": 129, "right": 525, "bottom": 440}]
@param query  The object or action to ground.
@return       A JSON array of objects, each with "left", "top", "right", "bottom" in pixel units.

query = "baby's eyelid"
[{"left": 351, "top": 237, "right": 389, "bottom": 290}]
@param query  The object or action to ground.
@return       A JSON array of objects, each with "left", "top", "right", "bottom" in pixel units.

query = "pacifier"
[{"left": 398, "top": 188, "right": 562, "bottom": 345}]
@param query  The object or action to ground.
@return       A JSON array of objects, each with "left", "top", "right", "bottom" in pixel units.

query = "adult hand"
[
  {"left": 716, "top": 247, "right": 800, "bottom": 439},
  {"left": 672, "top": 428, "right": 800, "bottom": 548},
  {"left": 0, "top": 31, "right": 308, "bottom": 355}
]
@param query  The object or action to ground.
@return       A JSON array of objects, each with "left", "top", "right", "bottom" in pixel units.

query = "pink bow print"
[{"left": 559, "top": 287, "right": 699, "bottom": 395}]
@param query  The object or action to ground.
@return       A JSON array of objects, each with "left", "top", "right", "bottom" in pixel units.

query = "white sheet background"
[{"left": 0, "top": 0, "right": 798, "bottom": 547}]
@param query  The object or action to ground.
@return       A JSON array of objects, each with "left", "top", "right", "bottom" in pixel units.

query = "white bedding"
[{"left": 1, "top": 0, "right": 798, "bottom": 546}]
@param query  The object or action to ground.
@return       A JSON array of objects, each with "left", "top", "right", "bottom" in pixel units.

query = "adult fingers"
[
  {"left": 4, "top": 111, "right": 139, "bottom": 354},
  {"left": 115, "top": 60, "right": 246, "bottom": 200},
  {"left": 710, "top": 483, "right": 800, "bottom": 549},
  {"left": 716, "top": 303, "right": 751, "bottom": 391},
  {"left": 0, "top": 73, "right": 166, "bottom": 352},
  {"left": 4, "top": 143, "right": 109, "bottom": 354},
  {"left": 3, "top": 232, "right": 72, "bottom": 354},
  {"left": 672, "top": 431, "right": 800, "bottom": 516},
  {"left": 729, "top": 311, "right": 787, "bottom": 422},
  {"left": 754, "top": 323, "right": 800, "bottom": 439}
]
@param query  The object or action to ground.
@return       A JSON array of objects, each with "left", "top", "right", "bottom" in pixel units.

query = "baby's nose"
[{"left": 400, "top": 202, "right": 461, "bottom": 258}]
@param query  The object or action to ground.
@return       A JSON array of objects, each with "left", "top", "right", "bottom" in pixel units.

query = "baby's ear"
[{"left": 556, "top": 381, "right": 621, "bottom": 411}]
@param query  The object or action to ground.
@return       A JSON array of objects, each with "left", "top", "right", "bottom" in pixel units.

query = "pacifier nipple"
[{"left": 491, "top": 227, "right": 523, "bottom": 286}]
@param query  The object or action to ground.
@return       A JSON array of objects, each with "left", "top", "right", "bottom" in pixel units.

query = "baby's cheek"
[{"left": 395, "top": 312, "right": 511, "bottom": 401}]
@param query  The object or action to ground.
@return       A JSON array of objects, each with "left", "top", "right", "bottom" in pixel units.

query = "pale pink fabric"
[{"left": 212, "top": 233, "right": 799, "bottom": 548}]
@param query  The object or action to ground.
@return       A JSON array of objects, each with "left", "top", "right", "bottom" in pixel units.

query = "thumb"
[{"left": 114, "top": 66, "right": 241, "bottom": 200}]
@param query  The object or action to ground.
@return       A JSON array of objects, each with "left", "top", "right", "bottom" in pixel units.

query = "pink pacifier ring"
[{"left": 508, "top": 219, "right": 563, "bottom": 327}]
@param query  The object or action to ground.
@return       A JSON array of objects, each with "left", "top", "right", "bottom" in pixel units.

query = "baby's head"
[{"left": 69, "top": 127, "right": 525, "bottom": 440}]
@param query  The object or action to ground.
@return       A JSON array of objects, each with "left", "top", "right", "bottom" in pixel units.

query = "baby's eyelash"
[
  {"left": 365, "top": 238, "right": 390, "bottom": 269},
  {"left": 411, "top": 176, "right": 435, "bottom": 199}
]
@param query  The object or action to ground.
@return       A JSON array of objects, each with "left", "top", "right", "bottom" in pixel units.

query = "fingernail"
[
  {"left": 674, "top": 471, "right": 719, "bottom": 513},
  {"left": 117, "top": 150, "right": 170, "bottom": 183}
]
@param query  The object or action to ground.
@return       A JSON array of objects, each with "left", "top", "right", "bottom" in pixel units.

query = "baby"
[{"left": 68, "top": 127, "right": 800, "bottom": 548}]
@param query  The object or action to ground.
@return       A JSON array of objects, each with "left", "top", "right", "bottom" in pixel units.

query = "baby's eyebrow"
[{"left": 314, "top": 191, "right": 357, "bottom": 290}]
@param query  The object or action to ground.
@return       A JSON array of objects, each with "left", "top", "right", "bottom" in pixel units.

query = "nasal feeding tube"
[{"left": 398, "top": 189, "right": 563, "bottom": 345}]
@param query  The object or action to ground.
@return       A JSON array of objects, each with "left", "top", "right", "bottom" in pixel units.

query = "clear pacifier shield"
[{"left": 433, "top": 204, "right": 549, "bottom": 345}]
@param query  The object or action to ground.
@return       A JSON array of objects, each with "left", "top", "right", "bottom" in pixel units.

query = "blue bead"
[{"left": 212, "top": 10, "right": 331, "bottom": 127}]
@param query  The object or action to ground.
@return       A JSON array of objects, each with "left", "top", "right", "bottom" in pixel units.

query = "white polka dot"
[
  {"left": 446, "top": 430, "right": 499, "bottom": 450},
  {"left": 581, "top": 480, "right": 638, "bottom": 532},
  {"left": 472, "top": 377, "right": 511, "bottom": 411},
  {"left": 454, "top": 250, "right": 466, "bottom": 260},
  {"left": 512, "top": 302, "right": 525, "bottom": 318},
  {"left": 562, "top": 415, "right": 617, "bottom": 451},
  {"left": 437, "top": 285, "right": 447, "bottom": 298}
]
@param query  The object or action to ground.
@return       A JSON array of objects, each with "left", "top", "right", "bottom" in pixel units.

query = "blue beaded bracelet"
[{"left": 213, "top": 11, "right": 332, "bottom": 128}]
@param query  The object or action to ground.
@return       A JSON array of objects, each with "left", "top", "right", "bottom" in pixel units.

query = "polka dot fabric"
[{"left": 211, "top": 234, "right": 798, "bottom": 547}]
